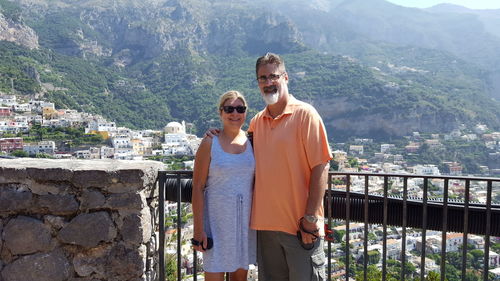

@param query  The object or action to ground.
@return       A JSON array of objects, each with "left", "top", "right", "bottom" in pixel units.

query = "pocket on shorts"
[{"left": 311, "top": 252, "right": 326, "bottom": 281}]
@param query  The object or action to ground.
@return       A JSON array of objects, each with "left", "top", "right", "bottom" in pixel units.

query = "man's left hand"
[{"left": 299, "top": 218, "right": 319, "bottom": 244}]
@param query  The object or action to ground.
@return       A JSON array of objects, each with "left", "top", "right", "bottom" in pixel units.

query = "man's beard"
[{"left": 262, "top": 86, "right": 279, "bottom": 105}]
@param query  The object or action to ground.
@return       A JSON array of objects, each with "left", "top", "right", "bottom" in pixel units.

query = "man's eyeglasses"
[
  {"left": 256, "top": 73, "right": 284, "bottom": 84},
  {"left": 220, "top": 106, "right": 247, "bottom": 114}
]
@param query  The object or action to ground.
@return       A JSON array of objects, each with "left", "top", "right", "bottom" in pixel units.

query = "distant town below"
[{"left": 1, "top": 94, "right": 499, "bottom": 177}]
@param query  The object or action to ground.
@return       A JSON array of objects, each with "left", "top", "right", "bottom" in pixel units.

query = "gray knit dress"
[{"left": 202, "top": 136, "right": 256, "bottom": 272}]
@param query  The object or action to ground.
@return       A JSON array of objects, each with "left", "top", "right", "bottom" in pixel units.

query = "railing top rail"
[
  {"left": 330, "top": 171, "right": 500, "bottom": 181},
  {"left": 160, "top": 170, "right": 500, "bottom": 182}
]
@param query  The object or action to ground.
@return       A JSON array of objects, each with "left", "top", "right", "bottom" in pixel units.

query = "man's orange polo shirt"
[{"left": 248, "top": 96, "right": 332, "bottom": 236}]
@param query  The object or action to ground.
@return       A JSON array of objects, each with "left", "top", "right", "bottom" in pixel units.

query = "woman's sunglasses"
[{"left": 220, "top": 106, "right": 247, "bottom": 114}]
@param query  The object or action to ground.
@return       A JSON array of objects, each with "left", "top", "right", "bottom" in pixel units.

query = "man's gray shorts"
[{"left": 257, "top": 230, "right": 325, "bottom": 281}]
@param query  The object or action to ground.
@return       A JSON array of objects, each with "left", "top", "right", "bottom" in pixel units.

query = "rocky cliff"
[{"left": 0, "top": 12, "right": 38, "bottom": 49}]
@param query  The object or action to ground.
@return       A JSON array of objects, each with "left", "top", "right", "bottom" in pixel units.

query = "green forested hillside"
[
  {"left": 0, "top": 41, "right": 171, "bottom": 129},
  {"left": 1, "top": 0, "right": 500, "bottom": 140}
]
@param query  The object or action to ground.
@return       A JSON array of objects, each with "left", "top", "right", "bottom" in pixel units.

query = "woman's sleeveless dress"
[{"left": 202, "top": 136, "right": 256, "bottom": 272}]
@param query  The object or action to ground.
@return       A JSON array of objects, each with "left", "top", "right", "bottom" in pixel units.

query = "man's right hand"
[{"left": 204, "top": 128, "right": 220, "bottom": 138}]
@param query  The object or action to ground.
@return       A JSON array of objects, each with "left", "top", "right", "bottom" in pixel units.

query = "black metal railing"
[{"left": 159, "top": 171, "right": 500, "bottom": 281}]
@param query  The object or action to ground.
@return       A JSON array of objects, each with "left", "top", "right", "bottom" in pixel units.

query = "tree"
[
  {"left": 426, "top": 271, "right": 441, "bottom": 281},
  {"left": 367, "top": 250, "right": 381, "bottom": 265},
  {"left": 334, "top": 229, "right": 345, "bottom": 243},
  {"left": 10, "top": 150, "right": 28, "bottom": 157},
  {"left": 355, "top": 265, "right": 381, "bottom": 281},
  {"left": 468, "top": 249, "right": 483, "bottom": 270},
  {"left": 367, "top": 232, "right": 377, "bottom": 242},
  {"left": 165, "top": 253, "right": 178, "bottom": 281}
]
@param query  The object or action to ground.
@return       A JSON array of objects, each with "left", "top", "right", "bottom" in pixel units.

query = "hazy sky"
[{"left": 385, "top": 0, "right": 500, "bottom": 9}]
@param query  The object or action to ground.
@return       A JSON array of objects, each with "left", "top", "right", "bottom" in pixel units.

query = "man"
[
  {"left": 249, "top": 53, "right": 332, "bottom": 281},
  {"left": 206, "top": 53, "right": 332, "bottom": 280}
]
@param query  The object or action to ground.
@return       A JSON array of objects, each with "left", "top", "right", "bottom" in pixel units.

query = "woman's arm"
[{"left": 191, "top": 136, "right": 212, "bottom": 252}]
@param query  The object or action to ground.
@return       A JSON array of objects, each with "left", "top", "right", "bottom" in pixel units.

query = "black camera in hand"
[{"left": 190, "top": 237, "right": 213, "bottom": 250}]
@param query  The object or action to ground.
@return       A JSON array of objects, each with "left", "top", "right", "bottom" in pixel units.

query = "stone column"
[{"left": 0, "top": 159, "right": 164, "bottom": 281}]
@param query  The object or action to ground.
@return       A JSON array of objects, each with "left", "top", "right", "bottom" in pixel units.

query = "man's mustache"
[{"left": 263, "top": 86, "right": 277, "bottom": 93}]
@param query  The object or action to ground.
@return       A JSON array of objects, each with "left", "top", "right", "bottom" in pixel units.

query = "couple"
[{"left": 192, "top": 53, "right": 333, "bottom": 281}]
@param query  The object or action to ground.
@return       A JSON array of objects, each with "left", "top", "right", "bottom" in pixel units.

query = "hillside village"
[
  {"left": 2, "top": 93, "right": 500, "bottom": 172},
  {"left": 0, "top": 94, "right": 201, "bottom": 166}
]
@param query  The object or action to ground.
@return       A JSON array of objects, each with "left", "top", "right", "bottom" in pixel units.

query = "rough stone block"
[
  {"left": 3, "top": 216, "right": 52, "bottom": 255},
  {"left": 73, "top": 170, "right": 111, "bottom": 188},
  {"left": 106, "top": 244, "right": 146, "bottom": 280},
  {"left": 0, "top": 168, "right": 28, "bottom": 184},
  {"left": 1, "top": 250, "right": 71, "bottom": 281},
  {"left": 106, "top": 182, "right": 141, "bottom": 194},
  {"left": 36, "top": 194, "right": 79, "bottom": 215},
  {"left": 0, "top": 220, "right": 2, "bottom": 250},
  {"left": 120, "top": 214, "right": 141, "bottom": 245},
  {"left": 28, "top": 181, "right": 72, "bottom": 195},
  {"left": 72, "top": 245, "right": 111, "bottom": 278},
  {"left": 80, "top": 190, "right": 106, "bottom": 211},
  {"left": 117, "top": 170, "right": 145, "bottom": 185},
  {"left": 0, "top": 189, "right": 32, "bottom": 214},
  {"left": 58, "top": 212, "right": 117, "bottom": 248},
  {"left": 27, "top": 167, "right": 72, "bottom": 182},
  {"left": 105, "top": 193, "right": 144, "bottom": 211}
]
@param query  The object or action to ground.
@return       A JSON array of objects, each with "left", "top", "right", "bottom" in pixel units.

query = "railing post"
[
  {"left": 382, "top": 176, "right": 388, "bottom": 281},
  {"left": 420, "top": 177, "right": 428, "bottom": 281},
  {"left": 345, "top": 174, "right": 351, "bottom": 279},
  {"left": 159, "top": 172, "right": 166, "bottom": 281},
  {"left": 483, "top": 181, "right": 492, "bottom": 281},
  {"left": 176, "top": 173, "right": 182, "bottom": 281},
  {"left": 440, "top": 179, "right": 449, "bottom": 281},
  {"left": 327, "top": 173, "right": 332, "bottom": 281},
  {"left": 462, "top": 180, "right": 470, "bottom": 280},
  {"left": 363, "top": 175, "right": 369, "bottom": 281},
  {"left": 401, "top": 177, "right": 408, "bottom": 281}
]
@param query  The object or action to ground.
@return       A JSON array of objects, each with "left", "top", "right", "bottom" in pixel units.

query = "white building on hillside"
[
  {"left": 112, "top": 135, "right": 131, "bottom": 149},
  {"left": 23, "top": 141, "right": 56, "bottom": 155},
  {"left": 0, "top": 95, "right": 16, "bottom": 106},
  {"left": 162, "top": 121, "right": 201, "bottom": 156},
  {"left": 410, "top": 165, "right": 441, "bottom": 176},
  {"left": 86, "top": 118, "right": 117, "bottom": 133}
]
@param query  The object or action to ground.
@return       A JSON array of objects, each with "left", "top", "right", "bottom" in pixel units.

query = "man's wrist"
[{"left": 304, "top": 214, "right": 319, "bottom": 224}]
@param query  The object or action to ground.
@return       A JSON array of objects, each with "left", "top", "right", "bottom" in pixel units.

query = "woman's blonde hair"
[{"left": 218, "top": 90, "right": 247, "bottom": 111}]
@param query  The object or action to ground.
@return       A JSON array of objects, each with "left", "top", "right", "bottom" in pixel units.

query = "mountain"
[{"left": 0, "top": 0, "right": 499, "bottom": 141}]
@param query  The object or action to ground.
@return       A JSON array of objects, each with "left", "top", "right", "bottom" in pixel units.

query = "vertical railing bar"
[
  {"left": 483, "top": 180, "right": 492, "bottom": 281},
  {"left": 483, "top": 180, "right": 494, "bottom": 281},
  {"left": 345, "top": 174, "right": 351, "bottom": 279},
  {"left": 382, "top": 176, "right": 388, "bottom": 281},
  {"left": 363, "top": 175, "right": 369, "bottom": 281},
  {"left": 401, "top": 176, "right": 408, "bottom": 281},
  {"left": 483, "top": 180, "right": 493, "bottom": 281},
  {"left": 462, "top": 179, "right": 470, "bottom": 280},
  {"left": 176, "top": 173, "right": 182, "bottom": 281},
  {"left": 440, "top": 179, "right": 449, "bottom": 281},
  {"left": 193, "top": 249, "right": 197, "bottom": 281},
  {"left": 327, "top": 173, "right": 332, "bottom": 281},
  {"left": 159, "top": 172, "right": 166, "bottom": 281},
  {"left": 420, "top": 177, "right": 429, "bottom": 281}
]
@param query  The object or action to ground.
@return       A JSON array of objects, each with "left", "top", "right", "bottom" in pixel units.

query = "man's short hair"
[{"left": 255, "top": 52, "right": 286, "bottom": 77}]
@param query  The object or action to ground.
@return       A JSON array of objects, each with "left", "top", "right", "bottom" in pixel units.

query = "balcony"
[{"left": 161, "top": 171, "right": 500, "bottom": 281}]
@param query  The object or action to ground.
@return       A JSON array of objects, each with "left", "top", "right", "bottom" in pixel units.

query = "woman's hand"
[{"left": 192, "top": 232, "right": 209, "bottom": 252}]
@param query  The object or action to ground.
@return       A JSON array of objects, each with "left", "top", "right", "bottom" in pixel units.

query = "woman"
[{"left": 191, "top": 91, "right": 256, "bottom": 281}]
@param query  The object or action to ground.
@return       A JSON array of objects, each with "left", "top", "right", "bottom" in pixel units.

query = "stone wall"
[{"left": 0, "top": 159, "right": 164, "bottom": 281}]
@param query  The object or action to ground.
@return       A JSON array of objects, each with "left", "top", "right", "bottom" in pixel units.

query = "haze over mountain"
[{"left": 0, "top": 0, "right": 499, "bottom": 140}]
